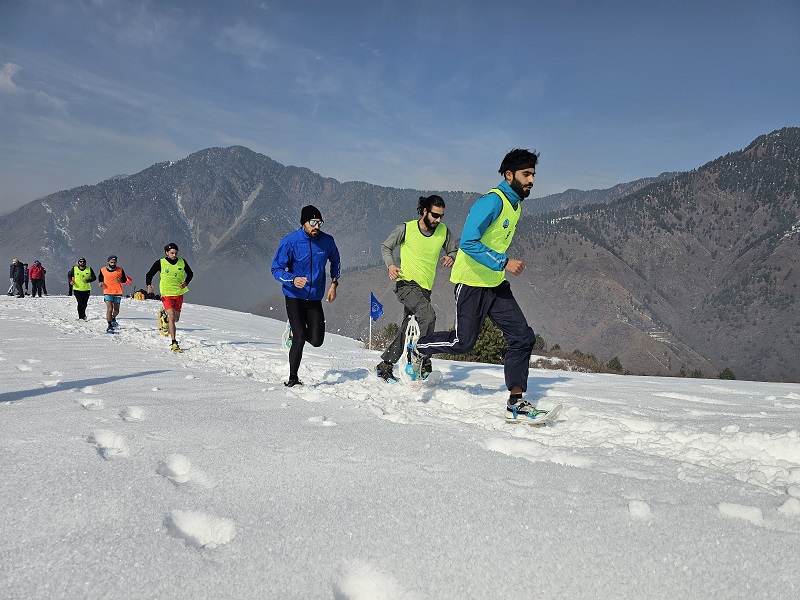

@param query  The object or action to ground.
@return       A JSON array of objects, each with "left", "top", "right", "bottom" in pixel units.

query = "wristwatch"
[{"left": 331, "top": 279, "right": 339, "bottom": 287}]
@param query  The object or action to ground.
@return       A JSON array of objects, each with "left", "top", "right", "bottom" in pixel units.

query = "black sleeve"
[
  {"left": 145, "top": 260, "right": 161, "bottom": 286},
  {"left": 98, "top": 270, "right": 105, "bottom": 284},
  {"left": 88, "top": 269, "right": 97, "bottom": 283},
  {"left": 183, "top": 262, "right": 193, "bottom": 285}
]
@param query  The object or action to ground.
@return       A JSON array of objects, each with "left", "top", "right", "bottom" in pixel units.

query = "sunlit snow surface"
[{"left": 1, "top": 295, "right": 798, "bottom": 599}]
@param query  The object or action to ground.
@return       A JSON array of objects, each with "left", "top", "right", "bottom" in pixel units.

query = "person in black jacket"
[
  {"left": 8, "top": 259, "right": 17, "bottom": 295},
  {"left": 10, "top": 259, "right": 24, "bottom": 298}
]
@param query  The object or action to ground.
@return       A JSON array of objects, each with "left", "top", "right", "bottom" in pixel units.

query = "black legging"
[
  {"left": 285, "top": 296, "right": 325, "bottom": 381},
  {"left": 74, "top": 290, "right": 90, "bottom": 319},
  {"left": 31, "top": 279, "right": 44, "bottom": 297}
]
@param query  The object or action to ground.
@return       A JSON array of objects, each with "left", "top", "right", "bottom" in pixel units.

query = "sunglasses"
[
  {"left": 428, "top": 211, "right": 444, "bottom": 220},
  {"left": 308, "top": 219, "right": 324, "bottom": 228}
]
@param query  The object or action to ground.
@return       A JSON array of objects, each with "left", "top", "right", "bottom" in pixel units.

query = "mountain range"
[{"left": 1, "top": 128, "right": 797, "bottom": 382}]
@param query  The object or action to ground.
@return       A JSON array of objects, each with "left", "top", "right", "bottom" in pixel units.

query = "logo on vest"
[{"left": 503, "top": 219, "right": 510, "bottom": 229}]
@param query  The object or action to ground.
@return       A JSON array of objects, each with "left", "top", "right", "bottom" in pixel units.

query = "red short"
[{"left": 161, "top": 295, "right": 184, "bottom": 312}]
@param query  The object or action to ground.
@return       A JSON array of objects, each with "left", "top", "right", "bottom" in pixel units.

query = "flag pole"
[{"left": 369, "top": 298, "right": 373, "bottom": 349}]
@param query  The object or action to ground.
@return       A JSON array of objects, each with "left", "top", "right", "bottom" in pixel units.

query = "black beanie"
[{"left": 300, "top": 205, "right": 323, "bottom": 224}]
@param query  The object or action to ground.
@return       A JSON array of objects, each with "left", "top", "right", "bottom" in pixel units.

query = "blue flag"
[{"left": 370, "top": 293, "right": 383, "bottom": 322}]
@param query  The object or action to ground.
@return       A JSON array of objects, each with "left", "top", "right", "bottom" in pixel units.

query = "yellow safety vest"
[
  {"left": 450, "top": 188, "right": 520, "bottom": 287},
  {"left": 72, "top": 266, "right": 93, "bottom": 292},
  {"left": 159, "top": 257, "right": 188, "bottom": 296},
  {"left": 398, "top": 220, "right": 447, "bottom": 291}
]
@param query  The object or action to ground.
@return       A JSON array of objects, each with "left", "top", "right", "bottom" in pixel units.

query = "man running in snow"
[
  {"left": 409, "top": 149, "right": 541, "bottom": 422},
  {"left": 375, "top": 195, "right": 458, "bottom": 382},
  {"left": 68, "top": 258, "right": 96, "bottom": 320},
  {"left": 271, "top": 205, "right": 340, "bottom": 387},
  {"left": 146, "top": 243, "right": 193, "bottom": 353},
  {"left": 98, "top": 255, "right": 130, "bottom": 333}
]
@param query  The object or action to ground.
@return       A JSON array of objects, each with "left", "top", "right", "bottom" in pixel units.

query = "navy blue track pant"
[{"left": 415, "top": 281, "right": 536, "bottom": 392}]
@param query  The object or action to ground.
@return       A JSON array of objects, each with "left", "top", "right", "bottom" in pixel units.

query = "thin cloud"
[
  {"left": 215, "top": 22, "right": 279, "bottom": 68},
  {"left": 32, "top": 90, "right": 68, "bottom": 114},
  {"left": 78, "top": 0, "right": 187, "bottom": 47},
  {"left": 0, "top": 63, "right": 21, "bottom": 94}
]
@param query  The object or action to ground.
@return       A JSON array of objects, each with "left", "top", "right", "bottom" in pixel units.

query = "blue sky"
[{"left": 1, "top": 0, "right": 798, "bottom": 214}]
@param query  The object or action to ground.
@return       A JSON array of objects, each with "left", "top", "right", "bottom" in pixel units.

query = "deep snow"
[{"left": 1, "top": 295, "right": 798, "bottom": 599}]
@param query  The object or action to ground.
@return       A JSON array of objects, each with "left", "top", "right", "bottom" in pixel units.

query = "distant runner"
[
  {"left": 98, "top": 255, "right": 130, "bottom": 333},
  {"left": 146, "top": 243, "right": 193, "bottom": 353},
  {"left": 68, "top": 258, "right": 96, "bottom": 320}
]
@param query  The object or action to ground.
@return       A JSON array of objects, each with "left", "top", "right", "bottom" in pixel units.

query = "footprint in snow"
[
  {"left": 75, "top": 385, "right": 104, "bottom": 409},
  {"left": 778, "top": 497, "right": 800, "bottom": 517},
  {"left": 308, "top": 415, "right": 338, "bottom": 427},
  {"left": 119, "top": 406, "right": 144, "bottom": 421},
  {"left": 77, "top": 396, "right": 105, "bottom": 410},
  {"left": 627, "top": 499, "right": 652, "bottom": 522},
  {"left": 332, "top": 560, "right": 417, "bottom": 600},
  {"left": 165, "top": 509, "right": 236, "bottom": 549},
  {"left": 717, "top": 501, "right": 763, "bottom": 525},
  {"left": 157, "top": 454, "right": 211, "bottom": 487},
  {"left": 88, "top": 430, "right": 128, "bottom": 459}
]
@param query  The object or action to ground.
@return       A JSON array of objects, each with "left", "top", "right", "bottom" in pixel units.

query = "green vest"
[
  {"left": 72, "top": 266, "right": 92, "bottom": 292},
  {"left": 450, "top": 188, "right": 520, "bottom": 287},
  {"left": 159, "top": 257, "right": 188, "bottom": 296},
  {"left": 398, "top": 220, "right": 447, "bottom": 291}
]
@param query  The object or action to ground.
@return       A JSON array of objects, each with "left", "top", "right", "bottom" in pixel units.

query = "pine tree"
[{"left": 440, "top": 319, "right": 508, "bottom": 365}]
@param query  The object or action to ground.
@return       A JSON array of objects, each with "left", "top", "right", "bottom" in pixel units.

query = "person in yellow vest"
[
  {"left": 145, "top": 243, "right": 194, "bottom": 353},
  {"left": 98, "top": 255, "right": 130, "bottom": 333},
  {"left": 375, "top": 195, "right": 459, "bottom": 382},
  {"left": 409, "top": 149, "right": 545, "bottom": 422},
  {"left": 67, "top": 258, "right": 96, "bottom": 320}
]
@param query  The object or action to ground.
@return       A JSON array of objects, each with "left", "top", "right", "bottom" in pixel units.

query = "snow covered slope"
[{"left": 1, "top": 295, "right": 798, "bottom": 599}]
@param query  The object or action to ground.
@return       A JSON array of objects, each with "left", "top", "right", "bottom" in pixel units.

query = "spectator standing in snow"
[
  {"left": 271, "top": 205, "right": 340, "bottom": 387},
  {"left": 8, "top": 259, "right": 16, "bottom": 295},
  {"left": 40, "top": 262, "right": 48, "bottom": 296},
  {"left": 28, "top": 260, "right": 45, "bottom": 298},
  {"left": 10, "top": 259, "right": 24, "bottom": 297}
]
